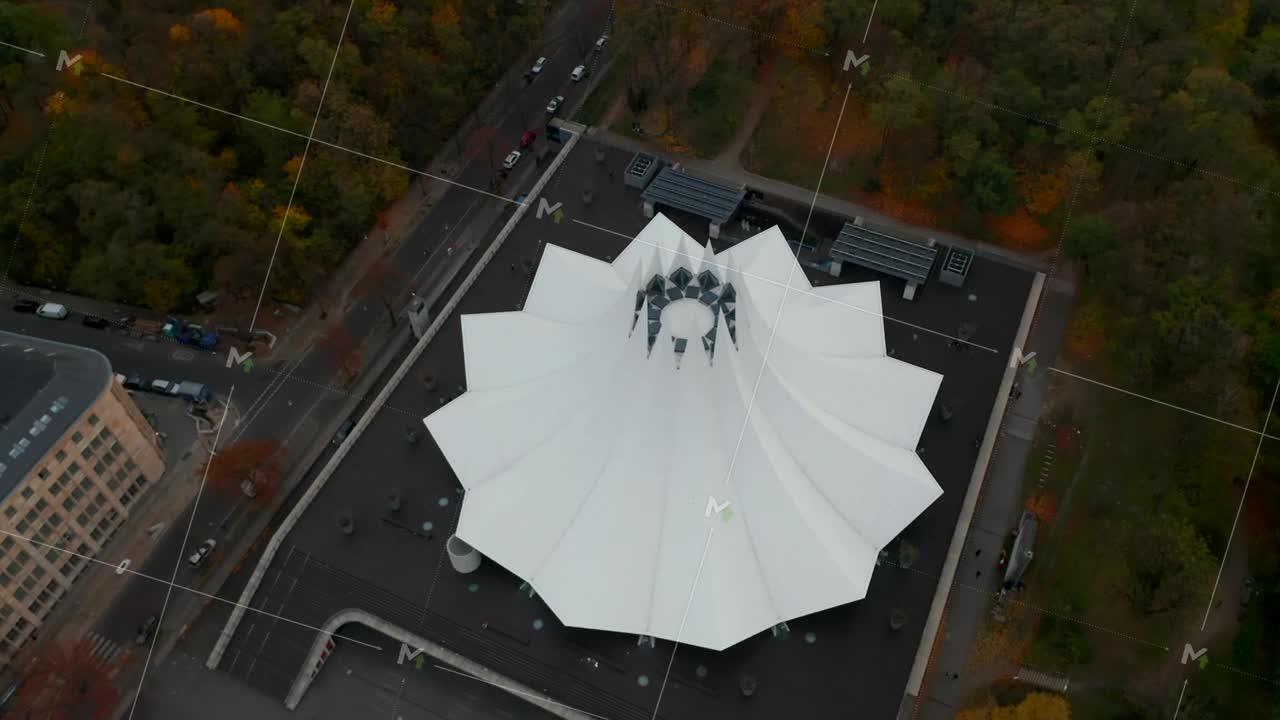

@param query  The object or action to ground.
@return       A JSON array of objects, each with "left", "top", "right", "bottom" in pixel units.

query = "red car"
[{"left": 519, "top": 130, "right": 537, "bottom": 149}]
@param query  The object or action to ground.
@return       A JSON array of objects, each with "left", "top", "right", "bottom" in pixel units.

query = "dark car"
[
  {"left": 135, "top": 615, "right": 158, "bottom": 645},
  {"left": 122, "top": 374, "right": 147, "bottom": 391},
  {"left": 11, "top": 299, "right": 38, "bottom": 313},
  {"left": 81, "top": 315, "right": 109, "bottom": 329},
  {"left": 1239, "top": 576, "right": 1255, "bottom": 619},
  {"left": 332, "top": 417, "right": 357, "bottom": 446},
  {"left": 519, "top": 130, "right": 537, "bottom": 149}
]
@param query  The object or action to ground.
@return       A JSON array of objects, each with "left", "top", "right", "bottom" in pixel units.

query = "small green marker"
[
  {"left": 73, "top": 63, "right": 83, "bottom": 76},
  {"left": 415, "top": 655, "right": 425, "bottom": 670},
  {"left": 1198, "top": 654, "right": 1209, "bottom": 670},
  {"left": 721, "top": 508, "right": 733, "bottom": 523},
  {"left": 859, "top": 62, "right": 870, "bottom": 76},
  {"left": 552, "top": 208, "right": 564, "bottom": 224}
]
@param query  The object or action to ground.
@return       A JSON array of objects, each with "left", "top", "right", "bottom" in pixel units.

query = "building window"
[
  {"left": 75, "top": 513, "right": 89, "bottom": 527},
  {"left": 0, "top": 538, "right": 11, "bottom": 553},
  {"left": 2, "top": 507, "right": 14, "bottom": 520},
  {"left": 31, "top": 568, "right": 44, "bottom": 582},
  {"left": 78, "top": 478, "right": 91, "bottom": 492},
  {"left": 109, "top": 442, "right": 121, "bottom": 454},
  {"left": 37, "top": 524, "right": 51, "bottom": 541},
  {"left": 23, "top": 511, "right": 36, "bottom": 525},
  {"left": 13, "top": 588, "right": 26, "bottom": 603},
  {"left": 43, "top": 549, "right": 58, "bottom": 565},
  {"left": 48, "top": 516, "right": 60, "bottom": 528},
  {"left": 34, "top": 500, "right": 47, "bottom": 513},
  {"left": 88, "top": 414, "right": 99, "bottom": 426},
  {"left": 120, "top": 495, "right": 131, "bottom": 508},
  {"left": 71, "top": 431, "right": 83, "bottom": 444},
  {"left": 70, "top": 487, "right": 85, "bottom": 501},
  {"left": 5, "top": 629, "right": 18, "bottom": 643},
  {"left": 20, "top": 576, "right": 35, "bottom": 591},
  {"left": 106, "top": 476, "right": 120, "bottom": 491},
  {"left": 54, "top": 450, "right": 66, "bottom": 462},
  {"left": 81, "top": 448, "right": 92, "bottom": 461},
  {"left": 16, "top": 551, "right": 29, "bottom": 566},
  {"left": 93, "top": 463, "right": 106, "bottom": 476},
  {"left": 0, "top": 574, "right": 8, "bottom": 588},
  {"left": 67, "top": 463, "right": 80, "bottom": 476},
  {"left": 36, "top": 469, "right": 49, "bottom": 481},
  {"left": 4, "top": 563, "right": 17, "bottom": 577},
  {"left": 75, "top": 543, "right": 89, "bottom": 556},
  {"left": 28, "top": 602, "right": 42, "bottom": 616},
  {"left": 60, "top": 499, "right": 74, "bottom": 512},
  {"left": 124, "top": 459, "right": 136, "bottom": 472},
  {"left": 89, "top": 529, "right": 102, "bottom": 542},
  {"left": 89, "top": 437, "right": 102, "bottom": 451},
  {"left": 19, "top": 488, "right": 32, "bottom": 500},
  {"left": 14, "top": 521, "right": 28, "bottom": 534},
  {"left": 135, "top": 475, "right": 147, "bottom": 487}
]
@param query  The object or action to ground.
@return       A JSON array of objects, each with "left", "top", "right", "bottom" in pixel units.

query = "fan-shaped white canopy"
[{"left": 424, "top": 214, "right": 943, "bottom": 651}]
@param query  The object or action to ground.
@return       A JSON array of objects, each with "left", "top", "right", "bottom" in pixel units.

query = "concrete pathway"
[{"left": 911, "top": 277, "right": 1076, "bottom": 719}]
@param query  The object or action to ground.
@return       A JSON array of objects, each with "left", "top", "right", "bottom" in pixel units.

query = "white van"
[
  {"left": 36, "top": 303, "right": 68, "bottom": 320},
  {"left": 570, "top": 65, "right": 587, "bottom": 82}
]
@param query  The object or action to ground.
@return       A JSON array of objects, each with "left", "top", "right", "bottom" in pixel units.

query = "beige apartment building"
[{"left": 0, "top": 330, "right": 165, "bottom": 667}]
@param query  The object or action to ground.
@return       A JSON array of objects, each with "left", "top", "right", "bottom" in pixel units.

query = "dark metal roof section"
[
  {"left": 641, "top": 168, "right": 746, "bottom": 225},
  {"left": 832, "top": 221, "right": 939, "bottom": 285},
  {"left": 0, "top": 331, "right": 112, "bottom": 498}
]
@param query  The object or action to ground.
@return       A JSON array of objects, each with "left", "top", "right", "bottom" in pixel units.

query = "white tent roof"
[{"left": 425, "top": 213, "right": 943, "bottom": 651}]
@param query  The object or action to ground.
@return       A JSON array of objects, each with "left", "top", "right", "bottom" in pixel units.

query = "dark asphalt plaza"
[{"left": 187, "top": 137, "right": 1037, "bottom": 720}]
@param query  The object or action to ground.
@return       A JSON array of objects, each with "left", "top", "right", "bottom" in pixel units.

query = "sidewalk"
[
  {"left": 911, "top": 276, "right": 1077, "bottom": 719},
  {"left": 587, "top": 128, "right": 1049, "bottom": 273},
  {"left": 43, "top": 395, "right": 215, "bottom": 652}
]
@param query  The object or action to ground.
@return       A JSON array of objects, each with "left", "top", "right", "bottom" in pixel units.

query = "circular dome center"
[{"left": 660, "top": 298, "right": 715, "bottom": 339}]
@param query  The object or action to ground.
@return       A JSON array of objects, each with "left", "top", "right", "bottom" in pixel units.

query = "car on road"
[
  {"left": 11, "top": 299, "right": 38, "bottom": 313},
  {"left": 188, "top": 539, "right": 216, "bottom": 567},
  {"left": 570, "top": 64, "right": 588, "bottom": 82},
  {"left": 122, "top": 374, "right": 147, "bottom": 391},
  {"left": 36, "top": 303, "right": 69, "bottom": 320},
  {"left": 135, "top": 615, "right": 158, "bottom": 645},
  {"left": 81, "top": 314, "right": 109, "bottom": 329},
  {"left": 530, "top": 56, "right": 546, "bottom": 75},
  {"left": 519, "top": 130, "right": 537, "bottom": 149},
  {"left": 148, "top": 379, "right": 181, "bottom": 396},
  {"left": 595, "top": 34, "right": 609, "bottom": 51},
  {"left": 546, "top": 95, "right": 564, "bottom": 115},
  {"left": 1240, "top": 576, "right": 1256, "bottom": 619},
  {"left": 502, "top": 150, "right": 522, "bottom": 170},
  {"left": 332, "top": 417, "right": 357, "bottom": 447}
]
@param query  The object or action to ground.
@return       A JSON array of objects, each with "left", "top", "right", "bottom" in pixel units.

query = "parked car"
[
  {"left": 546, "top": 95, "right": 564, "bottom": 115},
  {"left": 122, "top": 374, "right": 146, "bottom": 391},
  {"left": 332, "top": 417, "right": 357, "bottom": 447},
  {"left": 135, "top": 615, "right": 158, "bottom": 646},
  {"left": 1239, "top": 576, "right": 1256, "bottom": 619},
  {"left": 188, "top": 539, "right": 216, "bottom": 567},
  {"left": 570, "top": 64, "right": 587, "bottom": 82},
  {"left": 175, "top": 381, "right": 212, "bottom": 405},
  {"left": 36, "top": 303, "right": 68, "bottom": 320},
  {"left": 11, "top": 299, "right": 38, "bottom": 313},
  {"left": 81, "top": 315, "right": 109, "bottom": 329},
  {"left": 530, "top": 56, "right": 546, "bottom": 75},
  {"left": 519, "top": 130, "right": 537, "bottom": 149},
  {"left": 502, "top": 150, "right": 522, "bottom": 170},
  {"left": 148, "top": 379, "right": 180, "bottom": 396},
  {"left": 595, "top": 34, "right": 609, "bottom": 51}
]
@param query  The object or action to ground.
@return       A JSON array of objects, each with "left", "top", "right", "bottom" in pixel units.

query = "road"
[{"left": 102, "top": 0, "right": 614, "bottom": 714}]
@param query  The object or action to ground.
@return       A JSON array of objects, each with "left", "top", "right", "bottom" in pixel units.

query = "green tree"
[
  {"left": 1119, "top": 516, "right": 1214, "bottom": 618},
  {"left": 968, "top": 148, "right": 1017, "bottom": 213},
  {"left": 1062, "top": 214, "right": 1115, "bottom": 279},
  {"left": 871, "top": 74, "right": 926, "bottom": 154}
]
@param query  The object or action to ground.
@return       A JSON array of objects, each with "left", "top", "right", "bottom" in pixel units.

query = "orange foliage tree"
[
  {"left": 200, "top": 437, "right": 284, "bottom": 505},
  {"left": 9, "top": 638, "right": 122, "bottom": 720},
  {"left": 195, "top": 8, "right": 245, "bottom": 34},
  {"left": 318, "top": 322, "right": 363, "bottom": 384}
]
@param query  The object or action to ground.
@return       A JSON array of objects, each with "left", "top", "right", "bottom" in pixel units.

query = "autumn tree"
[
  {"left": 318, "top": 322, "right": 363, "bottom": 384},
  {"left": 1118, "top": 515, "right": 1214, "bottom": 619},
  {"left": 9, "top": 637, "right": 122, "bottom": 720},
  {"left": 956, "top": 692, "right": 1070, "bottom": 720},
  {"left": 200, "top": 437, "right": 284, "bottom": 505}
]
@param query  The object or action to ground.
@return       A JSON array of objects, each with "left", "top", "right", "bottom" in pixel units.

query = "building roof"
[
  {"left": 641, "top": 167, "right": 746, "bottom": 225},
  {"left": 424, "top": 214, "right": 944, "bottom": 651},
  {"left": 832, "top": 221, "right": 939, "bottom": 284},
  {"left": 0, "top": 331, "right": 112, "bottom": 496}
]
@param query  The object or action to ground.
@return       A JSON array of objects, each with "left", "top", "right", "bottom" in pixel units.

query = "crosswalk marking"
[{"left": 84, "top": 631, "right": 126, "bottom": 671}]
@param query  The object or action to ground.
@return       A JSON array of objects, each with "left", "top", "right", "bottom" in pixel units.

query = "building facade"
[{"left": 0, "top": 332, "right": 165, "bottom": 666}]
